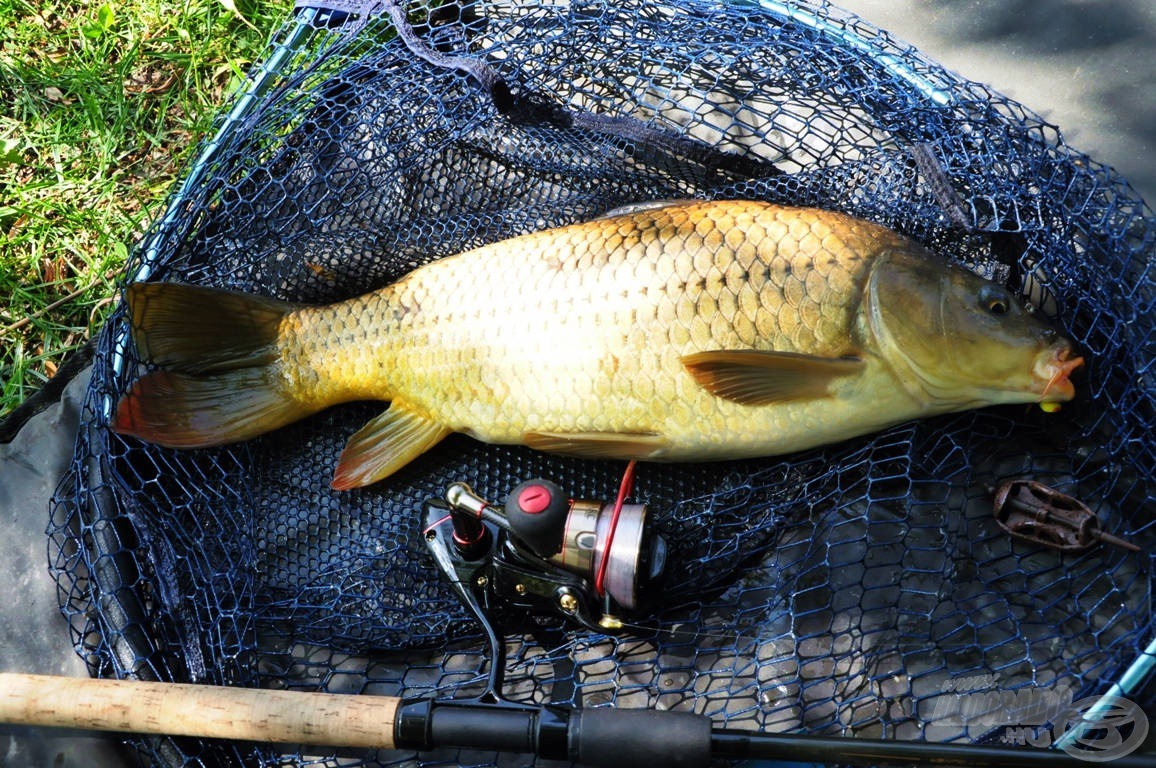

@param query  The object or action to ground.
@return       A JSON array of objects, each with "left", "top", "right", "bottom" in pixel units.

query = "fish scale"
[
  {"left": 291, "top": 202, "right": 870, "bottom": 425},
  {"left": 113, "top": 200, "right": 1081, "bottom": 489}
]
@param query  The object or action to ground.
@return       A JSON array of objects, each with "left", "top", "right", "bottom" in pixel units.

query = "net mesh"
[{"left": 49, "top": 0, "right": 1155, "bottom": 765}]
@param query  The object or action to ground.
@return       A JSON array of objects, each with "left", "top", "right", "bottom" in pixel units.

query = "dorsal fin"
[{"left": 592, "top": 199, "right": 701, "bottom": 220}]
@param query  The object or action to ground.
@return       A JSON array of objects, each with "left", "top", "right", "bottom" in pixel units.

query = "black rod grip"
[
  {"left": 568, "top": 708, "right": 711, "bottom": 768},
  {"left": 417, "top": 701, "right": 569, "bottom": 760},
  {"left": 428, "top": 705, "right": 537, "bottom": 752}
]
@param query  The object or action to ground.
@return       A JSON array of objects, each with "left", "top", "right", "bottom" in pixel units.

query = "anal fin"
[
  {"left": 332, "top": 401, "right": 451, "bottom": 490},
  {"left": 523, "top": 431, "right": 668, "bottom": 461}
]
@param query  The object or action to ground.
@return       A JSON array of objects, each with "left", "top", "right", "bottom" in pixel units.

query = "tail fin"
[
  {"left": 112, "top": 283, "right": 306, "bottom": 448},
  {"left": 124, "top": 282, "right": 294, "bottom": 372},
  {"left": 113, "top": 369, "right": 302, "bottom": 448}
]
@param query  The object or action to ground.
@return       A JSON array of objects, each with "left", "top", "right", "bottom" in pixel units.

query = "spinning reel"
[{"left": 421, "top": 464, "right": 667, "bottom": 635}]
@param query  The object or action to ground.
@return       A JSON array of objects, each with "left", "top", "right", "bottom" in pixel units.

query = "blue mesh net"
[{"left": 49, "top": 0, "right": 1154, "bottom": 765}]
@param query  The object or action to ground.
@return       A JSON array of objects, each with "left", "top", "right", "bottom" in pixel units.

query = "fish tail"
[
  {"left": 122, "top": 282, "right": 293, "bottom": 372},
  {"left": 112, "top": 283, "right": 307, "bottom": 448}
]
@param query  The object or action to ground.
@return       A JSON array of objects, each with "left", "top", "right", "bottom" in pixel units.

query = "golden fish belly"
[{"left": 280, "top": 200, "right": 915, "bottom": 457}]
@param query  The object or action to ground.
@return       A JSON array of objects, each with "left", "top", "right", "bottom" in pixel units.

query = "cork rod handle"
[{"left": 0, "top": 673, "right": 399, "bottom": 748}]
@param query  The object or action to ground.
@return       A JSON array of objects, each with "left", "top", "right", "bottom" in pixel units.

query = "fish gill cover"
[{"left": 48, "top": 0, "right": 1154, "bottom": 765}]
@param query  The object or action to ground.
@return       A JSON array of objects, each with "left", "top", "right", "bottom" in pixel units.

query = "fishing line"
[{"left": 593, "top": 460, "right": 637, "bottom": 598}]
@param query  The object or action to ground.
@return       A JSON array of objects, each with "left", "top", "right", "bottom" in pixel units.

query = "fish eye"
[{"left": 978, "top": 285, "right": 1012, "bottom": 316}]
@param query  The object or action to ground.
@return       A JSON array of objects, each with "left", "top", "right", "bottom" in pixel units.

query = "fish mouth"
[{"left": 1034, "top": 345, "right": 1084, "bottom": 402}]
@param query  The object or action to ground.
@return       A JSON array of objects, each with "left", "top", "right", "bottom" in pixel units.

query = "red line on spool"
[{"left": 594, "top": 460, "right": 637, "bottom": 597}]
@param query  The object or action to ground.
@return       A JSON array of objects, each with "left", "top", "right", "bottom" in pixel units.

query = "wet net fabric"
[{"left": 49, "top": 0, "right": 1154, "bottom": 765}]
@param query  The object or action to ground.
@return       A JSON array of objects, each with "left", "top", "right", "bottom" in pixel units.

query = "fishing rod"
[
  {"left": 2, "top": 671, "right": 1153, "bottom": 768},
  {"left": 5, "top": 474, "right": 1150, "bottom": 766}
]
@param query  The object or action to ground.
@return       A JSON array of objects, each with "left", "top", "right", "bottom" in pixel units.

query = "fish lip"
[{"left": 1035, "top": 344, "right": 1084, "bottom": 401}]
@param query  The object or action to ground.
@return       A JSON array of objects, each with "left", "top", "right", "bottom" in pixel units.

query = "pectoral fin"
[
  {"left": 524, "top": 431, "right": 668, "bottom": 461},
  {"left": 682, "top": 350, "right": 864, "bottom": 405},
  {"left": 332, "top": 401, "right": 451, "bottom": 490}
]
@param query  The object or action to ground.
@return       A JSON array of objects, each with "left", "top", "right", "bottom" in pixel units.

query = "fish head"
[{"left": 866, "top": 248, "right": 1083, "bottom": 409}]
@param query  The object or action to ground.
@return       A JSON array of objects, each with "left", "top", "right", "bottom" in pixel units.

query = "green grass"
[{"left": 0, "top": 0, "right": 287, "bottom": 416}]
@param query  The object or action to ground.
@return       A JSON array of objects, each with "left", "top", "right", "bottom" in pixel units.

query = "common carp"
[{"left": 112, "top": 200, "right": 1083, "bottom": 489}]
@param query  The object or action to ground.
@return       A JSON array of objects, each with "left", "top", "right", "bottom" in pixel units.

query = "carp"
[{"left": 113, "top": 200, "right": 1082, "bottom": 489}]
